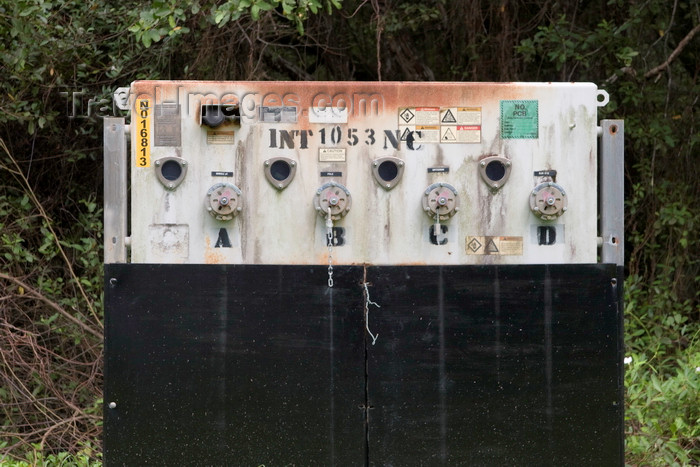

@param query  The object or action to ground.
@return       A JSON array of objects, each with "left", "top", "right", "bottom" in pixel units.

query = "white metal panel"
[{"left": 127, "top": 81, "right": 602, "bottom": 265}]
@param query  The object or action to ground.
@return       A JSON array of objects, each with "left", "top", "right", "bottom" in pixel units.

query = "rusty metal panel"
[{"left": 126, "top": 81, "right": 606, "bottom": 265}]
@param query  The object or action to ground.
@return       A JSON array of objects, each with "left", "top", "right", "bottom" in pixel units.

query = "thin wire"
[{"left": 363, "top": 282, "right": 379, "bottom": 345}]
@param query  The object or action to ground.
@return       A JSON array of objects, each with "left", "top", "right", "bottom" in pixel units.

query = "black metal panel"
[
  {"left": 104, "top": 264, "right": 623, "bottom": 466},
  {"left": 365, "top": 264, "right": 623, "bottom": 466},
  {"left": 104, "top": 264, "right": 367, "bottom": 466}
]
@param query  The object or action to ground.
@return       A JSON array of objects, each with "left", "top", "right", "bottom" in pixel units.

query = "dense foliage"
[{"left": 1, "top": 0, "right": 697, "bottom": 464}]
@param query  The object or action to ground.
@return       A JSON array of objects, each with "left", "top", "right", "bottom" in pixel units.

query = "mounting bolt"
[{"left": 108, "top": 402, "right": 117, "bottom": 409}]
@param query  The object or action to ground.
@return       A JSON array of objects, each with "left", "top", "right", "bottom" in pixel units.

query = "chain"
[
  {"left": 434, "top": 209, "right": 444, "bottom": 243},
  {"left": 326, "top": 207, "right": 334, "bottom": 288}
]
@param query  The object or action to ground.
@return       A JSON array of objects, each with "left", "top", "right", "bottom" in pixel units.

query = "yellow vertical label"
[{"left": 135, "top": 99, "right": 151, "bottom": 167}]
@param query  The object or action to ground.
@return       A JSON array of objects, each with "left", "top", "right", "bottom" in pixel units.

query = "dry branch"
[{"left": 645, "top": 24, "right": 700, "bottom": 78}]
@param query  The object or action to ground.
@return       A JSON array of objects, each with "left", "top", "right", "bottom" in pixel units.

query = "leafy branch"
[{"left": 0, "top": 138, "right": 102, "bottom": 330}]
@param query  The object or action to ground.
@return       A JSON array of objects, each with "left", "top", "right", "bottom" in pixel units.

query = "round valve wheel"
[
  {"left": 206, "top": 183, "right": 242, "bottom": 221},
  {"left": 422, "top": 182, "right": 460, "bottom": 220},
  {"left": 314, "top": 182, "right": 352, "bottom": 221},
  {"left": 529, "top": 182, "right": 568, "bottom": 220}
]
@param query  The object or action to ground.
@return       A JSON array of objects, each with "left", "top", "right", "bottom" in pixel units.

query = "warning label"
[
  {"left": 399, "top": 125, "right": 440, "bottom": 143},
  {"left": 207, "top": 130, "right": 235, "bottom": 144},
  {"left": 440, "top": 107, "right": 481, "bottom": 125},
  {"left": 319, "top": 148, "right": 346, "bottom": 162},
  {"left": 441, "top": 109, "right": 457, "bottom": 123},
  {"left": 400, "top": 106, "right": 481, "bottom": 144},
  {"left": 440, "top": 125, "right": 481, "bottom": 143},
  {"left": 466, "top": 236, "right": 523, "bottom": 255},
  {"left": 399, "top": 107, "right": 440, "bottom": 125}
]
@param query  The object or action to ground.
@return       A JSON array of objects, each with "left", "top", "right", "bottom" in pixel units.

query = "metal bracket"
[
  {"left": 599, "top": 120, "right": 624, "bottom": 266},
  {"left": 104, "top": 117, "right": 128, "bottom": 263},
  {"left": 113, "top": 87, "right": 131, "bottom": 111}
]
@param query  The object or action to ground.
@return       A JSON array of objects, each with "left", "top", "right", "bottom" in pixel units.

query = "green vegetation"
[
  {"left": 0, "top": 447, "right": 100, "bottom": 467},
  {"left": 1, "top": 0, "right": 697, "bottom": 465}
]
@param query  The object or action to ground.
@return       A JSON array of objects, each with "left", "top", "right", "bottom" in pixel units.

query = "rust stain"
[
  {"left": 131, "top": 80, "right": 543, "bottom": 123},
  {"left": 203, "top": 235, "right": 225, "bottom": 264}
]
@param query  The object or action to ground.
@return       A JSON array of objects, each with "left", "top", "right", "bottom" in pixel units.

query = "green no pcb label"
[{"left": 501, "top": 100, "right": 538, "bottom": 139}]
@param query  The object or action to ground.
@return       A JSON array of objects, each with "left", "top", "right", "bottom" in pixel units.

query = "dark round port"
[
  {"left": 270, "top": 160, "right": 291, "bottom": 181},
  {"left": 161, "top": 160, "right": 183, "bottom": 181},
  {"left": 377, "top": 160, "right": 399, "bottom": 182},
  {"left": 485, "top": 160, "right": 506, "bottom": 181},
  {"left": 201, "top": 105, "right": 225, "bottom": 127}
]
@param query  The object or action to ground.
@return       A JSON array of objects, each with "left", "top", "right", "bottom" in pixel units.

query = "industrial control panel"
[
  {"left": 121, "top": 81, "right": 610, "bottom": 265},
  {"left": 103, "top": 81, "right": 625, "bottom": 465}
]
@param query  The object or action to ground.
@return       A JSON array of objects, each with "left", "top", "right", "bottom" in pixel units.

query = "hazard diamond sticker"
[
  {"left": 400, "top": 108, "right": 415, "bottom": 123},
  {"left": 467, "top": 237, "right": 483, "bottom": 253},
  {"left": 466, "top": 236, "right": 523, "bottom": 255}
]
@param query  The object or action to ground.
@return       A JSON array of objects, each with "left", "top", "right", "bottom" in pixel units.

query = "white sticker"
[
  {"left": 399, "top": 126, "right": 440, "bottom": 144},
  {"left": 440, "top": 125, "right": 481, "bottom": 143},
  {"left": 399, "top": 107, "right": 440, "bottom": 125},
  {"left": 319, "top": 148, "right": 346, "bottom": 162},
  {"left": 309, "top": 107, "right": 348, "bottom": 123},
  {"left": 441, "top": 107, "right": 481, "bottom": 125}
]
